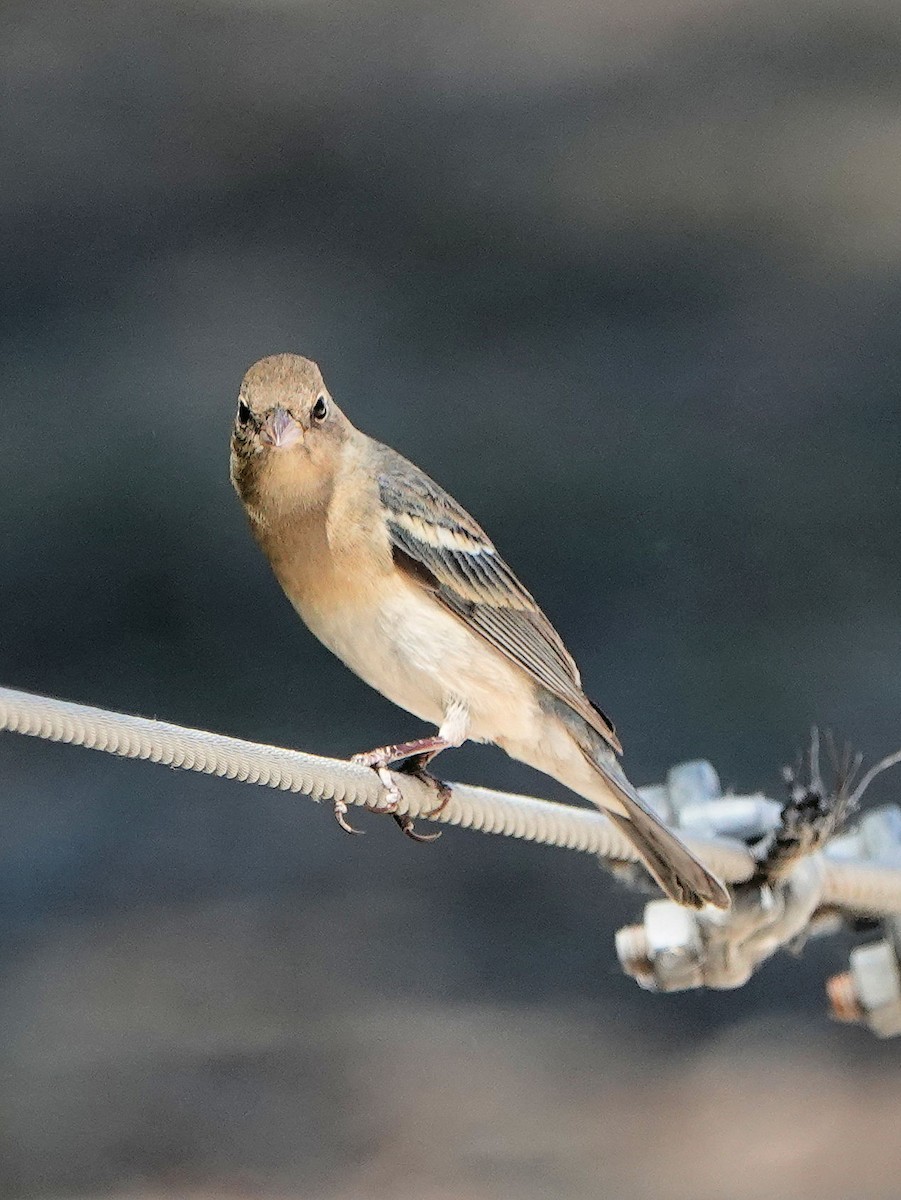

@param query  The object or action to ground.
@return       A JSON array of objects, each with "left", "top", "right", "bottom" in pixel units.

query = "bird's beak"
[{"left": 260, "top": 406, "right": 303, "bottom": 449}]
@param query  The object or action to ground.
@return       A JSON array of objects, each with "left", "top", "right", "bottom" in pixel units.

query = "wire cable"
[
  {"left": 3, "top": 684, "right": 900, "bottom": 912},
  {"left": 0, "top": 686, "right": 751, "bottom": 871}
]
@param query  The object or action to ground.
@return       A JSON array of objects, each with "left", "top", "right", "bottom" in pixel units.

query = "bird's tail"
[{"left": 580, "top": 742, "right": 730, "bottom": 910}]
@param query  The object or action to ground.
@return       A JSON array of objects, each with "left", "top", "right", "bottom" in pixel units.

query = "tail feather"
[
  {"left": 606, "top": 808, "right": 729, "bottom": 910},
  {"left": 583, "top": 747, "right": 730, "bottom": 910}
]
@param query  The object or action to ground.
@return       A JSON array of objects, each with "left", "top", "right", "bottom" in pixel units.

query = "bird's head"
[{"left": 230, "top": 354, "right": 351, "bottom": 518}]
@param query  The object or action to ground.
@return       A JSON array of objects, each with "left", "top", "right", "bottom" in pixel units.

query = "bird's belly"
[
  {"left": 295, "top": 580, "right": 537, "bottom": 741},
  {"left": 293, "top": 577, "right": 627, "bottom": 814}
]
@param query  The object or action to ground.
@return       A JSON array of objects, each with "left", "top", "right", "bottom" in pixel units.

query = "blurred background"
[{"left": 2, "top": 1, "right": 901, "bottom": 1196}]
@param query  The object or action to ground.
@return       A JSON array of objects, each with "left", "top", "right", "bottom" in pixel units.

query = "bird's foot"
[
  {"left": 334, "top": 760, "right": 402, "bottom": 835},
  {"left": 349, "top": 753, "right": 403, "bottom": 811},
  {"left": 349, "top": 738, "right": 451, "bottom": 842}
]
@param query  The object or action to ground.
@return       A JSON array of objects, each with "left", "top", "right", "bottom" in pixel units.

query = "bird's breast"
[
  {"left": 285, "top": 563, "right": 538, "bottom": 740},
  {"left": 260, "top": 503, "right": 542, "bottom": 740}
]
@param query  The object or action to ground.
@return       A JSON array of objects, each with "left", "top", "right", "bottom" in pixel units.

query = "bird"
[{"left": 230, "top": 353, "right": 729, "bottom": 910}]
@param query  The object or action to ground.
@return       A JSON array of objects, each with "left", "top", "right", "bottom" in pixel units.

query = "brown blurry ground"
[{"left": 3, "top": 888, "right": 901, "bottom": 1200}]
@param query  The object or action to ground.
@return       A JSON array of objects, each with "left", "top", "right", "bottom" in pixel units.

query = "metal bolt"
[
  {"left": 615, "top": 924, "right": 655, "bottom": 990},
  {"left": 826, "top": 971, "right": 863, "bottom": 1024}
]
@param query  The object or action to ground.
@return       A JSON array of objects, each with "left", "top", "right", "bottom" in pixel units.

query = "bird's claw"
[
  {"left": 334, "top": 768, "right": 401, "bottom": 835},
  {"left": 333, "top": 797, "right": 364, "bottom": 835},
  {"left": 369, "top": 764, "right": 403, "bottom": 813},
  {"left": 423, "top": 778, "right": 453, "bottom": 820},
  {"left": 350, "top": 754, "right": 401, "bottom": 808},
  {"left": 393, "top": 811, "right": 442, "bottom": 842}
]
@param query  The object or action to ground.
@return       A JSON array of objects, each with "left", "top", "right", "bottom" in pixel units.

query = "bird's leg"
[
  {"left": 347, "top": 735, "right": 453, "bottom": 842},
  {"left": 345, "top": 704, "right": 468, "bottom": 841}
]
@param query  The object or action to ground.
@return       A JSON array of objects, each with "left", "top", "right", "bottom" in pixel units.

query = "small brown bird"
[{"left": 230, "top": 354, "right": 728, "bottom": 909}]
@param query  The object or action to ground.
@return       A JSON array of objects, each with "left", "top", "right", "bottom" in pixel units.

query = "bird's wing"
[{"left": 376, "top": 448, "right": 622, "bottom": 753}]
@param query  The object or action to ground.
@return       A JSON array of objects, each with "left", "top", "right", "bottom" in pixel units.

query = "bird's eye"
[
  {"left": 237, "top": 399, "right": 252, "bottom": 426},
  {"left": 312, "top": 395, "right": 328, "bottom": 422}
]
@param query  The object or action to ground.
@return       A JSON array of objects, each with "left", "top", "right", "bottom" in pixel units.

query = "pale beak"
[{"left": 260, "top": 406, "right": 303, "bottom": 448}]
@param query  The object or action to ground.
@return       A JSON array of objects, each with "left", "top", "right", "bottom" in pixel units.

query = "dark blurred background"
[{"left": 2, "top": 1, "right": 901, "bottom": 1197}]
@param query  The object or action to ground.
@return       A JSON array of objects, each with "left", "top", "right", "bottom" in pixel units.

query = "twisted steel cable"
[
  {"left": 2, "top": 684, "right": 900, "bottom": 912},
  {"left": 0, "top": 686, "right": 749, "bottom": 870}
]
